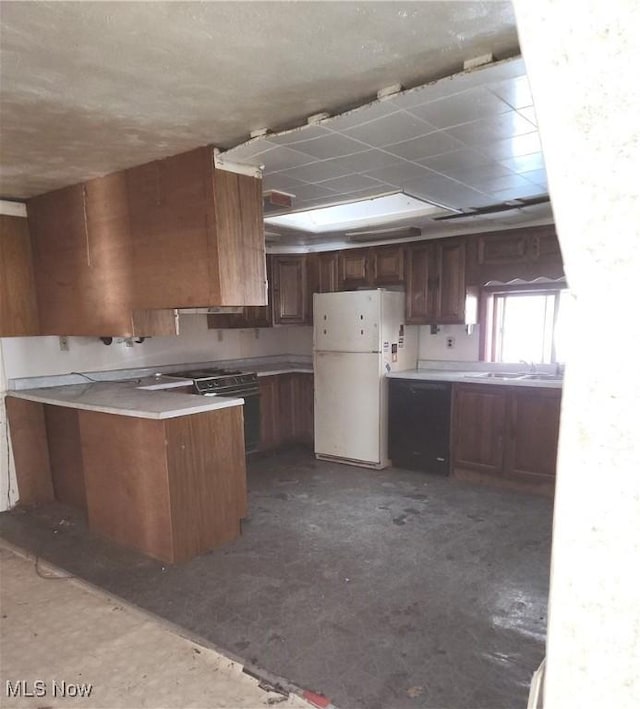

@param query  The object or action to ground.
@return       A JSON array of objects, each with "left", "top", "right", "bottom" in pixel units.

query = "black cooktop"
[{"left": 167, "top": 368, "right": 243, "bottom": 380}]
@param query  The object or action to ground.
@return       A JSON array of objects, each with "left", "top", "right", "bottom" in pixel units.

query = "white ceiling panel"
[
  {"left": 417, "top": 147, "right": 492, "bottom": 172},
  {"left": 364, "top": 162, "right": 438, "bottom": 187},
  {"left": 406, "top": 88, "right": 512, "bottom": 129},
  {"left": 480, "top": 131, "right": 542, "bottom": 160},
  {"left": 275, "top": 159, "right": 356, "bottom": 183},
  {"left": 499, "top": 151, "right": 546, "bottom": 173},
  {"left": 489, "top": 75, "right": 533, "bottom": 109},
  {"left": 384, "top": 131, "right": 464, "bottom": 160},
  {"left": 288, "top": 133, "right": 369, "bottom": 159},
  {"left": 518, "top": 106, "right": 538, "bottom": 126},
  {"left": 219, "top": 56, "right": 552, "bottom": 246},
  {"left": 447, "top": 111, "right": 536, "bottom": 146},
  {"left": 342, "top": 111, "right": 435, "bottom": 147},
  {"left": 316, "top": 173, "right": 387, "bottom": 193}
]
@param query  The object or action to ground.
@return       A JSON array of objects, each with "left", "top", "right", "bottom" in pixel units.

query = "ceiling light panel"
[{"left": 264, "top": 193, "right": 449, "bottom": 234}]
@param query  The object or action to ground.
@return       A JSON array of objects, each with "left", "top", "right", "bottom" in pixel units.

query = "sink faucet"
[{"left": 519, "top": 359, "right": 537, "bottom": 373}]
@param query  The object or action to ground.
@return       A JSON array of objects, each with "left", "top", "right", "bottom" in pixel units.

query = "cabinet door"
[
  {"left": 477, "top": 232, "right": 530, "bottom": 264},
  {"left": 338, "top": 248, "right": 370, "bottom": 289},
  {"left": 371, "top": 245, "right": 405, "bottom": 286},
  {"left": 272, "top": 255, "right": 307, "bottom": 325},
  {"left": 453, "top": 384, "right": 507, "bottom": 477},
  {"left": 434, "top": 238, "right": 466, "bottom": 323},
  {"left": 0, "top": 215, "right": 39, "bottom": 336},
  {"left": 405, "top": 243, "right": 435, "bottom": 324},
  {"left": 291, "top": 373, "right": 314, "bottom": 446},
  {"left": 258, "top": 376, "right": 279, "bottom": 451},
  {"left": 276, "top": 374, "right": 295, "bottom": 446},
  {"left": 505, "top": 388, "right": 561, "bottom": 483},
  {"left": 317, "top": 252, "right": 339, "bottom": 293}
]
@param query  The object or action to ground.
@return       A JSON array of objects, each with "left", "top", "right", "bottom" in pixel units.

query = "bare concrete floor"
[{"left": 0, "top": 449, "right": 552, "bottom": 709}]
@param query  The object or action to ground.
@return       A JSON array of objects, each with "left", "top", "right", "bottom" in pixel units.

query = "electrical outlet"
[
  {"left": 58, "top": 336, "right": 69, "bottom": 352},
  {"left": 446, "top": 336, "right": 456, "bottom": 349}
]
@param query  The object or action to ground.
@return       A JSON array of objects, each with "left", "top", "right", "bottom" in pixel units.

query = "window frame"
[{"left": 478, "top": 281, "right": 568, "bottom": 363}]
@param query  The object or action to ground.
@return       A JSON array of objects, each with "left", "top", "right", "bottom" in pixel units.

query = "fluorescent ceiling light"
[{"left": 264, "top": 192, "right": 450, "bottom": 234}]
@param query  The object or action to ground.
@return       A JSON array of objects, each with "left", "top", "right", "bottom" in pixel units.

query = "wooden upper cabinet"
[
  {"left": 405, "top": 242, "right": 434, "bottom": 324},
  {"left": 271, "top": 255, "right": 307, "bottom": 325},
  {"left": 0, "top": 215, "right": 39, "bottom": 336},
  {"left": 338, "top": 248, "right": 370, "bottom": 289},
  {"left": 434, "top": 238, "right": 467, "bottom": 323},
  {"left": 469, "top": 225, "right": 564, "bottom": 284},
  {"left": 316, "top": 252, "right": 339, "bottom": 293},
  {"left": 405, "top": 237, "right": 472, "bottom": 325},
  {"left": 128, "top": 147, "right": 267, "bottom": 309},
  {"left": 28, "top": 177, "right": 177, "bottom": 337},
  {"left": 371, "top": 245, "right": 405, "bottom": 285}
]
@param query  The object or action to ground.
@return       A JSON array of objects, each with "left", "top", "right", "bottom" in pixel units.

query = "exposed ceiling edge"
[{"left": 220, "top": 54, "right": 525, "bottom": 166}]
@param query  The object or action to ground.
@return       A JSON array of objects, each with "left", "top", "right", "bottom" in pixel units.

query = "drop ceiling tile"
[
  {"left": 443, "top": 161, "right": 515, "bottom": 183},
  {"left": 406, "top": 88, "right": 512, "bottom": 129},
  {"left": 402, "top": 176, "right": 491, "bottom": 209},
  {"left": 480, "top": 132, "right": 542, "bottom": 160},
  {"left": 521, "top": 169, "right": 548, "bottom": 188},
  {"left": 276, "top": 159, "right": 356, "bottom": 183},
  {"left": 364, "top": 162, "right": 437, "bottom": 187},
  {"left": 489, "top": 183, "right": 547, "bottom": 202},
  {"left": 262, "top": 173, "right": 310, "bottom": 191},
  {"left": 447, "top": 111, "right": 537, "bottom": 146},
  {"left": 343, "top": 111, "right": 435, "bottom": 147},
  {"left": 288, "top": 133, "right": 369, "bottom": 159},
  {"left": 258, "top": 145, "right": 314, "bottom": 171},
  {"left": 498, "top": 152, "right": 546, "bottom": 173},
  {"left": 286, "top": 183, "right": 340, "bottom": 202},
  {"left": 417, "top": 148, "right": 492, "bottom": 172},
  {"left": 464, "top": 173, "right": 535, "bottom": 194},
  {"left": 267, "top": 125, "right": 332, "bottom": 146},
  {"left": 489, "top": 75, "right": 533, "bottom": 109},
  {"left": 327, "top": 185, "right": 394, "bottom": 204},
  {"left": 329, "top": 149, "right": 406, "bottom": 174},
  {"left": 384, "top": 131, "right": 464, "bottom": 160},
  {"left": 324, "top": 101, "right": 399, "bottom": 131},
  {"left": 518, "top": 106, "right": 538, "bottom": 126},
  {"left": 316, "top": 173, "right": 387, "bottom": 193}
]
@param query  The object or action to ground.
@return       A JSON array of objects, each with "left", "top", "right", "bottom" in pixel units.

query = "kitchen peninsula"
[{"left": 6, "top": 379, "right": 247, "bottom": 563}]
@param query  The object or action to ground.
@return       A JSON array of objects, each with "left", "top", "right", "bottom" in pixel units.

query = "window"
[{"left": 481, "top": 283, "right": 573, "bottom": 363}]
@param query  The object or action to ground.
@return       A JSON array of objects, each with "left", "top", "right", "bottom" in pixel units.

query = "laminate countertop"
[
  {"left": 387, "top": 369, "right": 563, "bottom": 389},
  {"left": 6, "top": 378, "right": 243, "bottom": 420}
]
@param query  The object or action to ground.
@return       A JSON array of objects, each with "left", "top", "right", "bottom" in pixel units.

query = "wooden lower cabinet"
[
  {"left": 7, "top": 399, "right": 247, "bottom": 563},
  {"left": 258, "top": 373, "right": 314, "bottom": 452},
  {"left": 452, "top": 383, "right": 561, "bottom": 495}
]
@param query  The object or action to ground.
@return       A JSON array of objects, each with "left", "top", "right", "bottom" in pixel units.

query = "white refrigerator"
[{"left": 313, "top": 289, "right": 418, "bottom": 469}]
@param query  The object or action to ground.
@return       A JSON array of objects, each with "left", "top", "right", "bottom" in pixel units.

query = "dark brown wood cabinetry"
[
  {"left": 271, "top": 255, "right": 308, "bottom": 325},
  {"left": 370, "top": 245, "right": 405, "bottom": 285},
  {"left": 315, "top": 252, "right": 339, "bottom": 293},
  {"left": 405, "top": 237, "right": 474, "bottom": 325},
  {"left": 468, "top": 225, "right": 564, "bottom": 284},
  {"left": 0, "top": 215, "right": 39, "bottom": 336},
  {"left": 26, "top": 145, "right": 266, "bottom": 336},
  {"left": 258, "top": 373, "right": 314, "bottom": 452},
  {"left": 338, "top": 248, "right": 370, "bottom": 289},
  {"left": 452, "top": 382, "right": 561, "bottom": 495}
]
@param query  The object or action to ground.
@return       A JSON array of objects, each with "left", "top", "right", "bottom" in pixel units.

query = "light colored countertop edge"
[
  {"left": 387, "top": 369, "right": 563, "bottom": 389},
  {"left": 6, "top": 388, "right": 244, "bottom": 420}
]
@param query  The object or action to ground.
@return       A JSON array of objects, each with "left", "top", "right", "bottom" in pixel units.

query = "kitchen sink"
[
  {"left": 466, "top": 372, "right": 528, "bottom": 379},
  {"left": 521, "top": 373, "right": 564, "bottom": 380}
]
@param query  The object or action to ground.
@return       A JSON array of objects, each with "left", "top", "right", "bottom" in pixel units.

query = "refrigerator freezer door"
[
  {"left": 314, "top": 350, "right": 381, "bottom": 465},
  {"left": 314, "top": 291, "right": 381, "bottom": 353}
]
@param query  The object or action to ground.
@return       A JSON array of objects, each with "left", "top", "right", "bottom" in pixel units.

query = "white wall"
[
  {"left": 515, "top": 1, "right": 640, "bottom": 707},
  {"left": 417, "top": 324, "right": 480, "bottom": 362},
  {"left": 1, "top": 316, "right": 313, "bottom": 381}
]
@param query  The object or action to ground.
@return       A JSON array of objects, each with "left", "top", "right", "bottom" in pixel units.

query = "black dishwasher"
[{"left": 388, "top": 378, "right": 451, "bottom": 475}]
